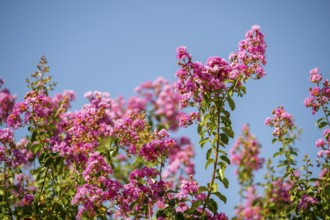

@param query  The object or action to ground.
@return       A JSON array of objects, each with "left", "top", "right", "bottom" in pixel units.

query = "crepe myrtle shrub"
[{"left": 1, "top": 25, "right": 329, "bottom": 220}]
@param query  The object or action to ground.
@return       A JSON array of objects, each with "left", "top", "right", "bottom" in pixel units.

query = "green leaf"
[
  {"left": 290, "top": 151, "right": 298, "bottom": 156},
  {"left": 31, "top": 131, "right": 37, "bottom": 142},
  {"left": 26, "top": 140, "right": 32, "bottom": 152},
  {"left": 309, "top": 178, "right": 320, "bottom": 182},
  {"left": 205, "top": 159, "right": 214, "bottom": 170},
  {"left": 211, "top": 183, "right": 218, "bottom": 192},
  {"left": 315, "top": 117, "right": 325, "bottom": 126},
  {"left": 45, "top": 157, "right": 53, "bottom": 167},
  {"left": 273, "top": 151, "right": 282, "bottom": 158},
  {"left": 318, "top": 121, "right": 328, "bottom": 129},
  {"left": 218, "top": 167, "right": 225, "bottom": 181},
  {"left": 198, "top": 124, "right": 203, "bottom": 135},
  {"left": 198, "top": 186, "right": 209, "bottom": 193},
  {"left": 31, "top": 144, "right": 42, "bottom": 154},
  {"left": 227, "top": 95, "right": 235, "bottom": 111},
  {"left": 222, "top": 127, "right": 234, "bottom": 138},
  {"left": 199, "top": 138, "right": 209, "bottom": 148},
  {"left": 286, "top": 204, "right": 296, "bottom": 214},
  {"left": 201, "top": 113, "right": 211, "bottom": 126},
  {"left": 220, "top": 133, "right": 229, "bottom": 145},
  {"left": 241, "top": 85, "right": 246, "bottom": 94},
  {"left": 190, "top": 200, "right": 202, "bottom": 211},
  {"left": 277, "top": 163, "right": 286, "bottom": 168},
  {"left": 220, "top": 177, "right": 229, "bottom": 188},
  {"left": 206, "top": 148, "right": 212, "bottom": 160},
  {"left": 207, "top": 198, "right": 218, "bottom": 213},
  {"left": 213, "top": 192, "right": 227, "bottom": 204},
  {"left": 220, "top": 155, "right": 230, "bottom": 165},
  {"left": 272, "top": 138, "right": 278, "bottom": 144},
  {"left": 175, "top": 213, "right": 184, "bottom": 220},
  {"left": 221, "top": 116, "right": 232, "bottom": 127},
  {"left": 203, "top": 93, "right": 211, "bottom": 105}
]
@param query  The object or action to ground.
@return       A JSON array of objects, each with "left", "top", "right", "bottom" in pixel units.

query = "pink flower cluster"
[
  {"left": 72, "top": 184, "right": 112, "bottom": 219},
  {"left": 0, "top": 128, "right": 31, "bottom": 168},
  {"left": 72, "top": 152, "right": 121, "bottom": 219},
  {"left": 162, "top": 136, "right": 195, "bottom": 187},
  {"left": 315, "top": 128, "right": 330, "bottom": 158},
  {"left": 178, "top": 111, "right": 198, "bottom": 128},
  {"left": 230, "top": 124, "right": 264, "bottom": 181},
  {"left": 135, "top": 77, "right": 182, "bottom": 131},
  {"left": 235, "top": 186, "right": 262, "bottom": 220},
  {"left": 117, "top": 167, "right": 166, "bottom": 218},
  {"left": 268, "top": 178, "right": 292, "bottom": 205},
  {"left": 264, "top": 106, "right": 294, "bottom": 137},
  {"left": 175, "top": 25, "right": 266, "bottom": 114},
  {"left": 52, "top": 90, "right": 75, "bottom": 114},
  {"left": 52, "top": 93, "right": 114, "bottom": 162},
  {"left": 177, "top": 178, "right": 199, "bottom": 200},
  {"left": 0, "top": 79, "right": 16, "bottom": 124},
  {"left": 304, "top": 68, "right": 330, "bottom": 114},
  {"left": 110, "top": 77, "right": 183, "bottom": 131},
  {"left": 229, "top": 25, "right": 267, "bottom": 79},
  {"left": 298, "top": 194, "right": 319, "bottom": 211},
  {"left": 7, "top": 91, "right": 55, "bottom": 129},
  {"left": 0, "top": 127, "right": 14, "bottom": 143},
  {"left": 173, "top": 177, "right": 228, "bottom": 220},
  {"left": 139, "top": 129, "right": 176, "bottom": 163}
]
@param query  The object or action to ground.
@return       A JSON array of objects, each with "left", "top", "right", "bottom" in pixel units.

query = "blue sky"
[{"left": 1, "top": 1, "right": 330, "bottom": 217}]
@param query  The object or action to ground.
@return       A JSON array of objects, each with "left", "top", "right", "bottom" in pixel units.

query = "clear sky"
[{"left": 1, "top": 1, "right": 330, "bottom": 217}]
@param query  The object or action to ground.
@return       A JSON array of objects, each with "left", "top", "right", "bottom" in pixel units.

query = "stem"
[
  {"left": 201, "top": 105, "right": 221, "bottom": 215},
  {"left": 280, "top": 139, "right": 304, "bottom": 190}
]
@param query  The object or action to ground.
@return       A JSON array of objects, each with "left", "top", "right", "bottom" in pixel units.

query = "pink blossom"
[
  {"left": 16, "top": 193, "right": 34, "bottom": 207},
  {"left": 176, "top": 46, "right": 191, "bottom": 60},
  {"left": 315, "top": 139, "right": 325, "bottom": 148},
  {"left": 264, "top": 117, "right": 272, "bottom": 126},
  {"left": 0, "top": 80, "right": 16, "bottom": 124},
  {"left": 309, "top": 68, "right": 322, "bottom": 83},
  {"left": 265, "top": 106, "right": 294, "bottom": 137},
  {"left": 305, "top": 68, "right": 329, "bottom": 114},
  {"left": 176, "top": 202, "right": 189, "bottom": 213},
  {"left": 323, "top": 128, "right": 330, "bottom": 140},
  {"left": 0, "top": 127, "right": 14, "bottom": 143},
  {"left": 231, "top": 124, "right": 264, "bottom": 183},
  {"left": 177, "top": 178, "right": 199, "bottom": 199},
  {"left": 298, "top": 194, "right": 319, "bottom": 211}
]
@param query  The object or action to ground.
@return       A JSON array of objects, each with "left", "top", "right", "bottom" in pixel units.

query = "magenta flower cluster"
[
  {"left": 175, "top": 25, "right": 266, "bottom": 112},
  {"left": 0, "top": 128, "right": 30, "bottom": 168},
  {"left": 162, "top": 136, "right": 195, "bottom": 187},
  {"left": 7, "top": 90, "right": 55, "bottom": 129},
  {"left": 135, "top": 77, "right": 182, "bottom": 131},
  {"left": 0, "top": 79, "right": 16, "bottom": 124},
  {"left": 315, "top": 128, "right": 330, "bottom": 159},
  {"left": 235, "top": 186, "right": 262, "bottom": 220},
  {"left": 264, "top": 106, "right": 294, "bottom": 137},
  {"left": 298, "top": 194, "right": 319, "bottom": 211},
  {"left": 230, "top": 124, "right": 264, "bottom": 179},
  {"left": 304, "top": 68, "right": 329, "bottom": 114},
  {"left": 139, "top": 129, "right": 176, "bottom": 163}
]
